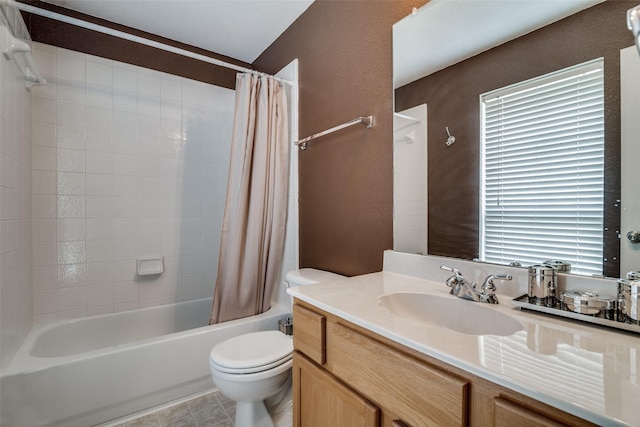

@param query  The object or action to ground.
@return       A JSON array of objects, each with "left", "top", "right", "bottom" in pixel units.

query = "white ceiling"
[
  {"left": 393, "top": 0, "right": 606, "bottom": 88},
  {"left": 44, "top": 0, "right": 315, "bottom": 63}
]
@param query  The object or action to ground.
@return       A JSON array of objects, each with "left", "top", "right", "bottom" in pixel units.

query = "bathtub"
[{"left": 0, "top": 297, "right": 290, "bottom": 427}]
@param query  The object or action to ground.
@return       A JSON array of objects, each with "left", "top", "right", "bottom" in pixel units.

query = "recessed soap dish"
[{"left": 137, "top": 257, "right": 164, "bottom": 276}]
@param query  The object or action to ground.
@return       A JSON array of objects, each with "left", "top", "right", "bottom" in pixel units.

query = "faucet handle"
[
  {"left": 482, "top": 274, "right": 512, "bottom": 292},
  {"left": 480, "top": 274, "right": 512, "bottom": 304},
  {"left": 440, "top": 264, "right": 462, "bottom": 277}
]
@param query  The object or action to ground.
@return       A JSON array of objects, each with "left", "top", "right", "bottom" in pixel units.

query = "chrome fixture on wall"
[{"left": 628, "top": 5, "right": 640, "bottom": 55}]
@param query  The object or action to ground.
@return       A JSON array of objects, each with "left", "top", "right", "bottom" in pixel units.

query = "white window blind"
[{"left": 480, "top": 59, "right": 604, "bottom": 276}]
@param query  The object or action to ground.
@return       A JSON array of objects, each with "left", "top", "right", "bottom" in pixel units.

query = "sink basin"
[{"left": 378, "top": 292, "right": 522, "bottom": 336}]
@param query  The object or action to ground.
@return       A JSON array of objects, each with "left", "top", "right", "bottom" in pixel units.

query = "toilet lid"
[{"left": 209, "top": 330, "right": 293, "bottom": 373}]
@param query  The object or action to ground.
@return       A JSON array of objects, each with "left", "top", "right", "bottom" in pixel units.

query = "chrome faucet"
[
  {"left": 480, "top": 274, "right": 513, "bottom": 304},
  {"left": 440, "top": 265, "right": 512, "bottom": 304}
]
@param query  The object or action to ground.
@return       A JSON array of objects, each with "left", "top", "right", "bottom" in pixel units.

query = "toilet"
[{"left": 209, "top": 268, "right": 345, "bottom": 427}]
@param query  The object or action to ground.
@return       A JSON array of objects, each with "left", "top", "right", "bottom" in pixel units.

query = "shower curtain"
[{"left": 210, "top": 73, "right": 289, "bottom": 324}]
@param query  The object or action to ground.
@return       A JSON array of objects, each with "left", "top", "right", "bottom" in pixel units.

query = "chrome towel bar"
[{"left": 294, "top": 115, "right": 374, "bottom": 150}]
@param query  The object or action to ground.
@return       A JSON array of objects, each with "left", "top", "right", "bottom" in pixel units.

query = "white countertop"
[{"left": 287, "top": 271, "right": 640, "bottom": 427}]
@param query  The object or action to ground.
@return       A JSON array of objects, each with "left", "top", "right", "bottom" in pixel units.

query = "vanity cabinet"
[
  {"left": 293, "top": 352, "right": 380, "bottom": 426},
  {"left": 292, "top": 301, "right": 597, "bottom": 427}
]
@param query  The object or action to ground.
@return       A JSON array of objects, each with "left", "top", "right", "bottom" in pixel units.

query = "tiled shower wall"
[
  {"left": 30, "top": 42, "right": 234, "bottom": 322},
  {"left": 0, "top": 11, "right": 34, "bottom": 367}
]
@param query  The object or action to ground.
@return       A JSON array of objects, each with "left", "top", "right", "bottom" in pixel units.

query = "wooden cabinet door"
[
  {"left": 493, "top": 398, "right": 566, "bottom": 427},
  {"left": 293, "top": 351, "right": 379, "bottom": 427}
]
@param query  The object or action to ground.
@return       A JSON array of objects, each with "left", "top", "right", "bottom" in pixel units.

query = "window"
[{"left": 480, "top": 59, "right": 604, "bottom": 275}]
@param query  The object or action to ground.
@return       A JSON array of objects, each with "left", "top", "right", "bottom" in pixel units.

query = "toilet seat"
[{"left": 209, "top": 330, "right": 293, "bottom": 374}]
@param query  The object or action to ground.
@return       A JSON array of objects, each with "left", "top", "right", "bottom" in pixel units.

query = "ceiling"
[
  {"left": 393, "top": 0, "right": 605, "bottom": 88},
  {"left": 43, "top": 0, "right": 315, "bottom": 63}
]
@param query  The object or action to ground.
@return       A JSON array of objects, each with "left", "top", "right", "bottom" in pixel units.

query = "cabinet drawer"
[
  {"left": 493, "top": 397, "right": 568, "bottom": 427},
  {"left": 328, "top": 322, "right": 469, "bottom": 426},
  {"left": 293, "top": 304, "right": 326, "bottom": 365}
]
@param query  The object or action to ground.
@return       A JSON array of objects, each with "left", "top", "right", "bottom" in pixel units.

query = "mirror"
[{"left": 393, "top": 0, "right": 638, "bottom": 278}]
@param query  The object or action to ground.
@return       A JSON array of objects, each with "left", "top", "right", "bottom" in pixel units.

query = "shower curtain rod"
[{"left": 4, "top": 0, "right": 292, "bottom": 86}]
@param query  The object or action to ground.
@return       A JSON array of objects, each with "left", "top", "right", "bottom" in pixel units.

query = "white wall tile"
[
  {"left": 32, "top": 170, "right": 56, "bottom": 194},
  {"left": 57, "top": 195, "right": 85, "bottom": 218},
  {"left": 86, "top": 195, "right": 113, "bottom": 218},
  {"left": 86, "top": 106, "right": 112, "bottom": 130},
  {"left": 113, "top": 196, "right": 138, "bottom": 217},
  {"left": 32, "top": 146, "right": 57, "bottom": 171},
  {"left": 113, "top": 110, "right": 137, "bottom": 135},
  {"left": 137, "top": 114, "right": 161, "bottom": 137},
  {"left": 86, "top": 85, "right": 112, "bottom": 109},
  {"left": 113, "top": 280, "right": 137, "bottom": 303},
  {"left": 113, "top": 67, "right": 137, "bottom": 92},
  {"left": 138, "top": 94, "right": 161, "bottom": 117},
  {"left": 57, "top": 54, "right": 85, "bottom": 82},
  {"left": 57, "top": 218, "right": 85, "bottom": 241},
  {"left": 57, "top": 102, "right": 85, "bottom": 127},
  {"left": 138, "top": 74, "right": 161, "bottom": 97},
  {"left": 113, "top": 260, "right": 136, "bottom": 282},
  {"left": 86, "top": 261, "right": 113, "bottom": 285},
  {"left": 34, "top": 289, "right": 58, "bottom": 314},
  {"left": 138, "top": 238, "right": 162, "bottom": 256},
  {"left": 57, "top": 149, "right": 84, "bottom": 172},
  {"left": 112, "top": 154, "right": 137, "bottom": 175},
  {"left": 86, "top": 240, "right": 113, "bottom": 263},
  {"left": 138, "top": 277, "right": 161, "bottom": 300},
  {"left": 57, "top": 263, "right": 87, "bottom": 288},
  {"left": 32, "top": 194, "right": 56, "bottom": 219},
  {"left": 86, "top": 151, "right": 113, "bottom": 174},
  {"left": 113, "top": 218, "right": 137, "bottom": 239},
  {"left": 86, "top": 218, "right": 113, "bottom": 240},
  {"left": 57, "top": 82, "right": 85, "bottom": 104},
  {"left": 57, "top": 241, "right": 85, "bottom": 264},
  {"left": 138, "top": 218, "right": 161, "bottom": 238},
  {"left": 25, "top": 45, "right": 235, "bottom": 325},
  {"left": 33, "top": 242, "right": 57, "bottom": 266},
  {"left": 1, "top": 28, "right": 34, "bottom": 368},
  {"left": 112, "top": 175, "right": 137, "bottom": 196},
  {"left": 113, "top": 239, "right": 137, "bottom": 261},
  {"left": 113, "top": 90, "right": 137, "bottom": 113},
  {"left": 32, "top": 122, "right": 56, "bottom": 147},
  {"left": 57, "top": 172, "right": 85, "bottom": 195},
  {"left": 33, "top": 265, "right": 57, "bottom": 290},
  {"left": 32, "top": 46, "right": 56, "bottom": 77},
  {"left": 86, "top": 61, "right": 112, "bottom": 87},
  {"left": 58, "top": 286, "right": 86, "bottom": 311},
  {"left": 85, "top": 129, "right": 111, "bottom": 152},
  {"left": 33, "top": 98, "right": 57, "bottom": 123},
  {"left": 87, "top": 283, "right": 114, "bottom": 307},
  {"left": 86, "top": 174, "right": 112, "bottom": 196},
  {"left": 56, "top": 125, "right": 85, "bottom": 150},
  {"left": 161, "top": 77, "right": 181, "bottom": 101},
  {"left": 138, "top": 197, "right": 160, "bottom": 218}
]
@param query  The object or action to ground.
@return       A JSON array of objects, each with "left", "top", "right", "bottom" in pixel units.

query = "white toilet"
[{"left": 209, "top": 268, "right": 345, "bottom": 427}]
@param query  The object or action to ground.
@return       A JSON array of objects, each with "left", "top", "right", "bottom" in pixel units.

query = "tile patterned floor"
[{"left": 113, "top": 391, "right": 235, "bottom": 427}]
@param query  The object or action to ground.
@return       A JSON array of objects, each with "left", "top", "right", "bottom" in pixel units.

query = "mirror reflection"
[{"left": 393, "top": 0, "right": 639, "bottom": 278}]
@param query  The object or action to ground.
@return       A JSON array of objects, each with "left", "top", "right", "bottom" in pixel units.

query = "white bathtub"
[{"left": 0, "top": 298, "right": 290, "bottom": 427}]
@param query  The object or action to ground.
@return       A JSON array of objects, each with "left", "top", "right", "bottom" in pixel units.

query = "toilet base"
[{"left": 234, "top": 400, "right": 274, "bottom": 427}]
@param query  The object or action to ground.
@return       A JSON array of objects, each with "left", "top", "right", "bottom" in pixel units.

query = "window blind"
[{"left": 480, "top": 59, "right": 604, "bottom": 275}]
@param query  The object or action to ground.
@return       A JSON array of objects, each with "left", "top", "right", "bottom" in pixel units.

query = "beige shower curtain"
[{"left": 209, "top": 73, "right": 289, "bottom": 324}]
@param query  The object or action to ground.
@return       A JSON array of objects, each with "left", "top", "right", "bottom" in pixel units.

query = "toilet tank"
[{"left": 286, "top": 268, "right": 345, "bottom": 287}]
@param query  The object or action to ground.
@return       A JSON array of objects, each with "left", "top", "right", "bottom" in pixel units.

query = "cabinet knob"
[{"left": 627, "top": 230, "right": 640, "bottom": 243}]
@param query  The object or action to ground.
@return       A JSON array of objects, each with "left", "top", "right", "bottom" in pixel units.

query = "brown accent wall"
[
  {"left": 254, "top": 0, "right": 423, "bottom": 276},
  {"left": 21, "top": 0, "right": 425, "bottom": 277},
  {"left": 395, "top": 1, "right": 633, "bottom": 277},
  {"left": 21, "top": 0, "right": 247, "bottom": 89}
]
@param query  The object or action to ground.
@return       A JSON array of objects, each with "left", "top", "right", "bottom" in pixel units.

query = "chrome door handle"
[{"left": 627, "top": 231, "right": 640, "bottom": 243}]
